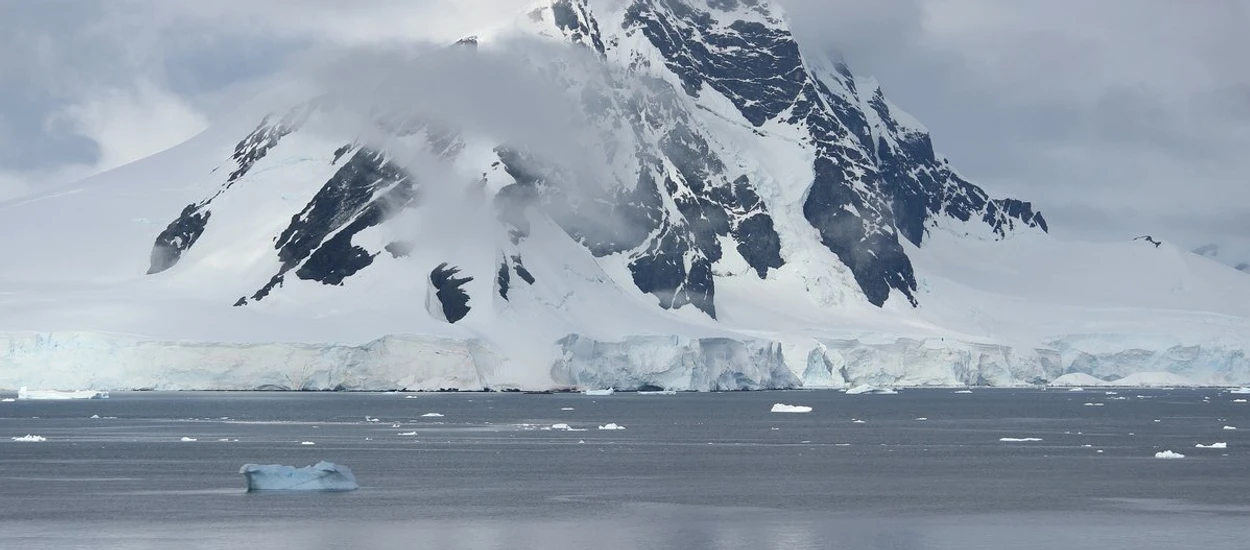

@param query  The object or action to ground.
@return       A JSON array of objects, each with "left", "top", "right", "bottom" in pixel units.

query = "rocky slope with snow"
[{"left": 1, "top": 0, "right": 1248, "bottom": 390}]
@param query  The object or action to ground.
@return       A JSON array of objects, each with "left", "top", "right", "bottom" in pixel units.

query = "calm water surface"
[{"left": 1, "top": 389, "right": 1247, "bottom": 549}]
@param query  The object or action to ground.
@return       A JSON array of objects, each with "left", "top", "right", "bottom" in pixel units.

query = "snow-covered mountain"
[
  {"left": 1193, "top": 244, "right": 1250, "bottom": 274},
  {"left": 2, "top": 0, "right": 1249, "bottom": 391}
]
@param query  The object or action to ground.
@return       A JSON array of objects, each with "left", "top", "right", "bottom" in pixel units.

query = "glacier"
[
  {"left": 0, "top": 0, "right": 1248, "bottom": 391},
  {"left": 240, "top": 461, "right": 359, "bottom": 492}
]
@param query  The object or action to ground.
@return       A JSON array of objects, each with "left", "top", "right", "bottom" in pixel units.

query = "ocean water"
[{"left": 0, "top": 389, "right": 1247, "bottom": 549}]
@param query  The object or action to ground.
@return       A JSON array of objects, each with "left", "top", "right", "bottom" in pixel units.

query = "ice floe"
[
  {"left": 1195, "top": 442, "right": 1228, "bottom": 449},
  {"left": 560, "top": 407, "right": 575, "bottom": 411},
  {"left": 1224, "top": 426, "right": 1238, "bottom": 431},
  {"left": 420, "top": 413, "right": 444, "bottom": 418},
  {"left": 845, "top": 385, "right": 897, "bottom": 395},
  {"left": 1154, "top": 450, "right": 1185, "bottom": 459},
  {"left": 180, "top": 437, "right": 197, "bottom": 442},
  {"left": 300, "top": 441, "right": 316, "bottom": 445},
  {"left": 598, "top": 423, "right": 626, "bottom": 430},
  {"left": 240, "top": 461, "right": 358, "bottom": 492},
  {"left": 397, "top": 431, "right": 417, "bottom": 436},
  {"left": 770, "top": 403, "right": 812, "bottom": 413},
  {"left": 583, "top": 389, "right": 614, "bottom": 396},
  {"left": 638, "top": 390, "right": 677, "bottom": 395},
  {"left": 999, "top": 437, "right": 1043, "bottom": 442},
  {"left": 11, "top": 434, "right": 45, "bottom": 442},
  {"left": 17, "top": 387, "right": 108, "bottom": 400}
]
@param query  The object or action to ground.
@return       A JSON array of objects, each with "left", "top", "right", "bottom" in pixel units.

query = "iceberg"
[
  {"left": 1231, "top": 387, "right": 1250, "bottom": 394},
  {"left": 420, "top": 413, "right": 444, "bottom": 417},
  {"left": 11, "top": 434, "right": 46, "bottom": 442},
  {"left": 1223, "top": 426, "right": 1237, "bottom": 431},
  {"left": 598, "top": 423, "right": 626, "bottom": 430},
  {"left": 17, "top": 386, "right": 108, "bottom": 400},
  {"left": 240, "top": 461, "right": 358, "bottom": 492},
  {"left": 583, "top": 389, "right": 614, "bottom": 396},
  {"left": 999, "top": 437, "right": 1043, "bottom": 442},
  {"left": 845, "top": 384, "right": 897, "bottom": 395},
  {"left": 770, "top": 403, "right": 813, "bottom": 413},
  {"left": 1195, "top": 442, "right": 1227, "bottom": 449},
  {"left": 1154, "top": 450, "right": 1185, "bottom": 459}
]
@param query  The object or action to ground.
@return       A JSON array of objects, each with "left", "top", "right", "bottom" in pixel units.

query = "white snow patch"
[{"left": 770, "top": 403, "right": 812, "bottom": 413}]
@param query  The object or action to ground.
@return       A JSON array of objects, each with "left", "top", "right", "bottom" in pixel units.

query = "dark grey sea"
[{"left": 1, "top": 389, "right": 1247, "bottom": 549}]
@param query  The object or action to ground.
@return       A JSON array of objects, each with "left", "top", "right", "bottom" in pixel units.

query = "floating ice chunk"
[
  {"left": 300, "top": 441, "right": 316, "bottom": 445},
  {"left": 598, "top": 423, "right": 626, "bottom": 430},
  {"left": 770, "top": 403, "right": 812, "bottom": 413},
  {"left": 852, "top": 419, "right": 866, "bottom": 424},
  {"left": 397, "top": 431, "right": 417, "bottom": 436},
  {"left": 915, "top": 417, "right": 928, "bottom": 421},
  {"left": 180, "top": 437, "right": 197, "bottom": 442},
  {"left": 1195, "top": 442, "right": 1228, "bottom": 449},
  {"left": 403, "top": 395, "right": 419, "bottom": 399},
  {"left": 1083, "top": 402, "right": 1105, "bottom": 407},
  {"left": 560, "top": 407, "right": 575, "bottom": 411},
  {"left": 551, "top": 423, "right": 572, "bottom": 431},
  {"left": 1228, "top": 387, "right": 1250, "bottom": 394},
  {"left": 1105, "top": 391, "right": 1119, "bottom": 395},
  {"left": 11, "top": 434, "right": 46, "bottom": 442},
  {"left": 1, "top": 398, "right": 14, "bottom": 402},
  {"left": 953, "top": 390, "right": 973, "bottom": 394},
  {"left": 845, "top": 385, "right": 896, "bottom": 395},
  {"left": 638, "top": 390, "right": 677, "bottom": 395},
  {"left": 584, "top": 389, "right": 614, "bottom": 396},
  {"left": 1067, "top": 388, "right": 1085, "bottom": 392},
  {"left": 1224, "top": 426, "right": 1238, "bottom": 431},
  {"left": 1154, "top": 450, "right": 1185, "bottom": 459},
  {"left": 420, "top": 413, "right": 444, "bottom": 418},
  {"left": 240, "top": 461, "right": 358, "bottom": 492},
  {"left": 90, "top": 414, "right": 100, "bottom": 419},
  {"left": 999, "top": 437, "right": 1043, "bottom": 442},
  {"left": 17, "top": 387, "right": 109, "bottom": 400},
  {"left": 365, "top": 416, "right": 379, "bottom": 422},
  {"left": 1235, "top": 399, "right": 1248, "bottom": 403}
]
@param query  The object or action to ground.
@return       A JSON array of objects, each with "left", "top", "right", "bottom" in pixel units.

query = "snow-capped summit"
[{"left": 0, "top": 0, "right": 1248, "bottom": 391}]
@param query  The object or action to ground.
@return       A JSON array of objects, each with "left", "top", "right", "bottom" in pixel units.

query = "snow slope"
[{"left": 0, "top": 0, "right": 1248, "bottom": 390}]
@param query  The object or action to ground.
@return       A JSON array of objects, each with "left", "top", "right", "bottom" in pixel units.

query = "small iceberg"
[
  {"left": 584, "top": 389, "right": 614, "bottom": 396},
  {"left": 1083, "top": 402, "right": 1105, "bottom": 407},
  {"left": 845, "top": 385, "right": 897, "bottom": 395},
  {"left": 1224, "top": 426, "right": 1238, "bottom": 431},
  {"left": 1228, "top": 387, "right": 1250, "bottom": 394},
  {"left": 11, "top": 434, "right": 46, "bottom": 442},
  {"left": 240, "top": 461, "right": 358, "bottom": 492},
  {"left": 598, "top": 423, "right": 626, "bottom": 431},
  {"left": 1, "top": 398, "right": 14, "bottom": 402},
  {"left": 420, "top": 413, "right": 444, "bottom": 418},
  {"left": 953, "top": 390, "right": 973, "bottom": 394},
  {"left": 397, "top": 431, "right": 417, "bottom": 436},
  {"left": 560, "top": 407, "right": 575, "bottom": 411},
  {"left": 770, "top": 403, "right": 812, "bottom": 413},
  {"left": 17, "top": 387, "right": 109, "bottom": 400},
  {"left": 1195, "top": 442, "right": 1227, "bottom": 449},
  {"left": 300, "top": 441, "right": 316, "bottom": 445},
  {"left": 1154, "top": 450, "right": 1185, "bottom": 459},
  {"left": 1234, "top": 399, "right": 1247, "bottom": 403},
  {"left": 180, "top": 437, "right": 197, "bottom": 442},
  {"left": 999, "top": 437, "right": 1043, "bottom": 442},
  {"left": 638, "top": 390, "right": 677, "bottom": 395}
]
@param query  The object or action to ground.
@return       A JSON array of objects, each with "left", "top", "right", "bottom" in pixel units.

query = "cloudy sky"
[{"left": 2, "top": 0, "right": 1247, "bottom": 260}]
